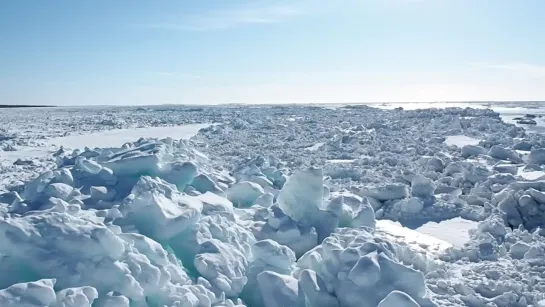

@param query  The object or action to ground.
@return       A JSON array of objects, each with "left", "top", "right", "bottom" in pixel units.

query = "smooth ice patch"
[
  {"left": 376, "top": 220, "right": 452, "bottom": 253},
  {"left": 0, "top": 148, "right": 51, "bottom": 164},
  {"left": 415, "top": 217, "right": 478, "bottom": 248},
  {"left": 518, "top": 170, "right": 545, "bottom": 181},
  {"left": 444, "top": 135, "right": 480, "bottom": 147},
  {"left": 47, "top": 124, "right": 210, "bottom": 149}
]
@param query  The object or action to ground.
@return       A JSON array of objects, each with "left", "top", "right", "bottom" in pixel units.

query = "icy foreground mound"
[
  {"left": 294, "top": 227, "right": 434, "bottom": 307},
  {"left": 0, "top": 135, "right": 437, "bottom": 307}
]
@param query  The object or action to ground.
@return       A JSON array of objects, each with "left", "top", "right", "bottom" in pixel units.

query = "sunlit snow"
[
  {"left": 47, "top": 124, "right": 210, "bottom": 149},
  {"left": 444, "top": 135, "right": 480, "bottom": 147},
  {"left": 414, "top": 217, "right": 478, "bottom": 247},
  {"left": 2, "top": 102, "right": 545, "bottom": 307}
]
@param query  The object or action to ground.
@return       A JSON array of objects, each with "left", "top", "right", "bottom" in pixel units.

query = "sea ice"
[
  {"left": 119, "top": 183, "right": 203, "bottom": 240},
  {"left": 46, "top": 124, "right": 209, "bottom": 150},
  {"left": 277, "top": 168, "right": 323, "bottom": 224},
  {"left": 411, "top": 174, "right": 436, "bottom": 199},
  {"left": 294, "top": 227, "right": 434, "bottom": 307},
  {"left": 399, "top": 197, "right": 424, "bottom": 214},
  {"left": 0, "top": 279, "right": 57, "bottom": 307},
  {"left": 377, "top": 291, "right": 420, "bottom": 307},
  {"left": 257, "top": 271, "right": 298, "bottom": 307},
  {"left": 226, "top": 181, "right": 265, "bottom": 208},
  {"left": 4, "top": 104, "right": 545, "bottom": 307},
  {"left": 241, "top": 239, "right": 296, "bottom": 306},
  {"left": 358, "top": 184, "right": 410, "bottom": 201},
  {"left": 444, "top": 135, "right": 480, "bottom": 147},
  {"left": 191, "top": 173, "right": 224, "bottom": 194},
  {"left": 529, "top": 148, "right": 545, "bottom": 165}
]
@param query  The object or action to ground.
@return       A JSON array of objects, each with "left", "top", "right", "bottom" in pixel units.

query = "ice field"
[{"left": 1, "top": 101, "right": 545, "bottom": 306}]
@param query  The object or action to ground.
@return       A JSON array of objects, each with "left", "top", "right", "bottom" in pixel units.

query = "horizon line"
[{"left": 3, "top": 100, "right": 544, "bottom": 108}]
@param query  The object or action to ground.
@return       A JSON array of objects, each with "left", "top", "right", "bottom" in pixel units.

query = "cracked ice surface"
[{"left": 2, "top": 103, "right": 545, "bottom": 306}]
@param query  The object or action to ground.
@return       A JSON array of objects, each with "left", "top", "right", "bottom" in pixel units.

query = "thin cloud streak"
[
  {"left": 150, "top": 72, "right": 202, "bottom": 78},
  {"left": 138, "top": 5, "right": 301, "bottom": 31},
  {"left": 481, "top": 62, "right": 545, "bottom": 77}
]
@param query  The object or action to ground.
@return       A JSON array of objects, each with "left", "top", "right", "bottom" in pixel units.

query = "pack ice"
[{"left": 2, "top": 104, "right": 545, "bottom": 307}]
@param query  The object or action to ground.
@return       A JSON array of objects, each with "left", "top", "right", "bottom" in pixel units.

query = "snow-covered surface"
[
  {"left": 46, "top": 124, "right": 210, "bottom": 149},
  {"left": 376, "top": 220, "right": 453, "bottom": 252},
  {"left": 444, "top": 135, "right": 480, "bottom": 147},
  {"left": 518, "top": 170, "right": 545, "bottom": 181},
  {"left": 414, "top": 217, "right": 478, "bottom": 247},
  {"left": 2, "top": 102, "right": 545, "bottom": 306}
]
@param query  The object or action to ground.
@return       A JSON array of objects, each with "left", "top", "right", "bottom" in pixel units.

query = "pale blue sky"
[{"left": 1, "top": 0, "right": 544, "bottom": 105}]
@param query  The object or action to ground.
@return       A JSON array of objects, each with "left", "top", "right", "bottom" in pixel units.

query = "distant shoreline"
[{"left": 0, "top": 105, "right": 55, "bottom": 108}]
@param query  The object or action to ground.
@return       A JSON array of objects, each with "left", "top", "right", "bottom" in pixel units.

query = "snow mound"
[
  {"left": 293, "top": 227, "right": 436, "bottom": 307},
  {"left": 0, "top": 200, "right": 212, "bottom": 305},
  {"left": 493, "top": 183, "right": 545, "bottom": 231},
  {"left": 0, "top": 279, "right": 99, "bottom": 307},
  {"left": 0, "top": 137, "right": 243, "bottom": 306},
  {"left": 118, "top": 177, "right": 203, "bottom": 240}
]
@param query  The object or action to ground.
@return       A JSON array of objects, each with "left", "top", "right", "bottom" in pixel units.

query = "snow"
[
  {"left": 378, "top": 291, "right": 420, "bottom": 307},
  {"left": 226, "top": 181, "right": 265, "bottom": 207},
  {"left": 305, "top": 143, "right": 324, "bottom": 152},
  {"left": 444, "top": 135, "right": 480, "bottom": 147},
  {"left": 529, "top": 148, "right": 545, "bottom": 165},
  {"left": 120, "top": 182, "right": 203, "bottom": 240},
  {"left": 399, "top": 197, "right": 425, "bottom": 214},
  {"left": 0, "top": 279, "right": 58, "bottom": 307},
  {"left": 518, "top": 170, "right": 545, "bottom": 181},
  {"left": 277, "top": 168, "right": 323, "bottom": 224},
  {"left": 415, "top": 217, "right": 478, "bottom": 247},
  {"left": 3, "top": 102, "right": 545, "bottom": 306},
  {"left": 376, "top": 220, "right": 453, "bottom": 253},
  {"left": 359, "top": 184, "right": 410, "bottom": 201},
  {"left": 46, "top": 124, "right": 209, "bottom": 150},
  {"left": 257, "top": 271, "right": 298, "bottom": 307},
  {"left": 411, "top": 174, "right": 436, "bottom": 199}
]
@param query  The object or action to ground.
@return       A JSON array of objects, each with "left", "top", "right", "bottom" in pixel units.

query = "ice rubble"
[
  {"left": 0, "top": 134, "right": 431, "bottom": 306},
  {"left": 2, "top": 105, "right": 545, "bottom": 306}
]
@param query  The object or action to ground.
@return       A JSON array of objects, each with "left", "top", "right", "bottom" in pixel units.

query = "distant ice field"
[
  {"left": 3, "top": 102, "right": 540, "bottom": 247},
  {"left": 46, "top": 123, "right": 210, "bottom": 150},
  {"left": 368, "top": 101, "right": 545, "bottom": 133},
  {"left": 366, "top": 101, "right": 545, "bottom": 247}
]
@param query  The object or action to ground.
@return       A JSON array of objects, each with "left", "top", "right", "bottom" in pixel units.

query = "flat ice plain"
[{"left": 1, "top": 101, "right": 545, "bottom": 306}]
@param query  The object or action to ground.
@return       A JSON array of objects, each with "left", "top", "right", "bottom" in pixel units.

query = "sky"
[{"left": 1, "top": 0, "right": 545, "bottom": 106}]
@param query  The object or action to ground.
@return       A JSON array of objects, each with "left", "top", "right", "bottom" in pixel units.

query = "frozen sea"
[{"left": 1, "top": 101, "right": 545, "bottom": 307}]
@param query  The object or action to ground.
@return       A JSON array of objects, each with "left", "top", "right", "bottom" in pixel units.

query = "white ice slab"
[
  {"left": 376, "top": 220, "right": 452, "bottom": 256},
  {"left": 414, "top": 217, "right": 478, "bottom": 248},
  {"left": 518, "top": 171, "right": 545, "bottom": 181},
  {"left": 0, "top": 147, "right": 51, "bottom": 164},
  {"left": 47, "top": 124, "right": 210, "bottom": 150},
  {"left": 444, "top": 135, "right": 480, "bottom": 147}
]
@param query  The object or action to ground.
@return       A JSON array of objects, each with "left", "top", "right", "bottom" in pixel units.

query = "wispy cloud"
[
  {"left": 151, "top": 72, "right": 179, "bottom": 77},
  {"left": 149, "top": 72, "right": 203, "bottom": 79},
  {"left": 138, "top": 5, "right": 301, "bottom": 31},
  {"left": 480, "top": 62, "right": 545, "bottom": 78}
]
